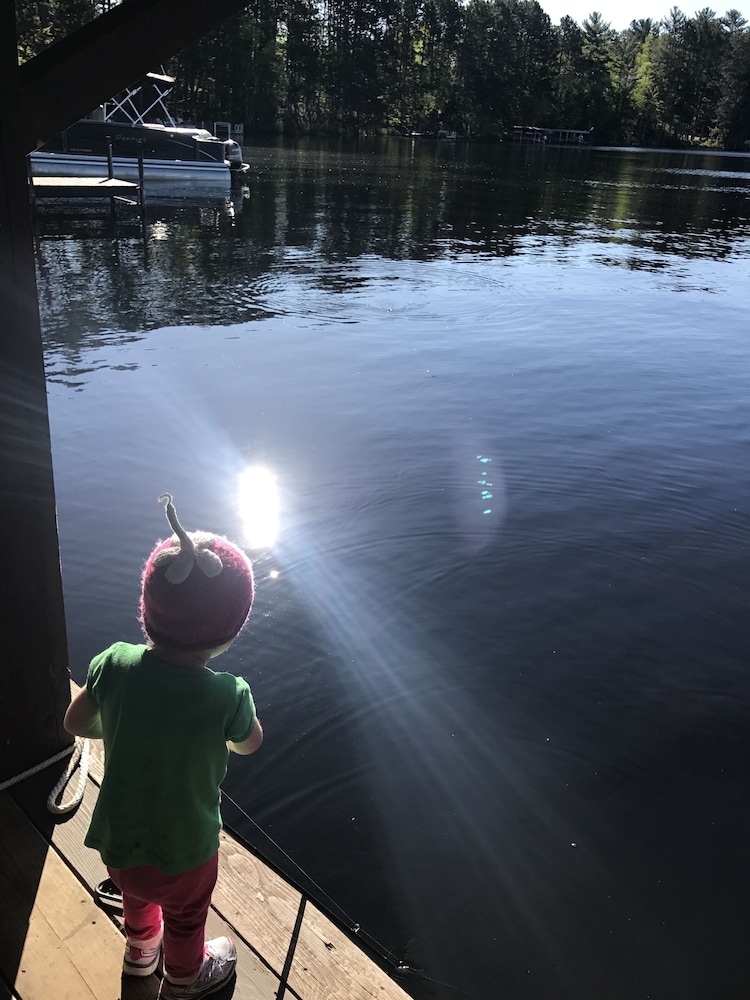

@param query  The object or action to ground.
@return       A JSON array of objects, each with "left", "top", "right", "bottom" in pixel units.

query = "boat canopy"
[{"left": 90, "top": 69, "right": 179, "bottom": 127}]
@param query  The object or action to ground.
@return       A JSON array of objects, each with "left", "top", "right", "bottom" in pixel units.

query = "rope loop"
[
  {"left": 0, "top": 736, "right": 90, "bottom": 815},
  {"left": 47, "top": 736, "right": 90, "bottom": 814}
]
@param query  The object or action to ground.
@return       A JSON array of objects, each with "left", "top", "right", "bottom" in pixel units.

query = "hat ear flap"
[{"left": 196, "top": 547, "right": 223, "bottom": 577}]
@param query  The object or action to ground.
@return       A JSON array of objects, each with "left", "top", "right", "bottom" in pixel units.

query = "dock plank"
[
  {"left": 0, "top": 792, "right": 144, "bottom": 1000},
  {"left": 214, "top": 828, "right": 303, "bottom": 978},
  {"left": 17, "top": 906, "right": 102, "bottom": 1000},
  {"left": 31, "top": 176, "right": 139, "bottom": 194},
  {"left": 290, "top": 901, "right": 413, "bottom": 1000}
]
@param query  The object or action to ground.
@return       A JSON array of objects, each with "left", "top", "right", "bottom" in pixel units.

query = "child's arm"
[
  {"left": 227, "top": 718, "right": 263, "bottom": 755},
  {"left": 64, "top": 684, "right": 104, "bottom": 739}
]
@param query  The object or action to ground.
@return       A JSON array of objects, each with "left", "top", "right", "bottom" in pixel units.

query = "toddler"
[{"left": 64, "top": 494, "right": 263, "bottom": 999}]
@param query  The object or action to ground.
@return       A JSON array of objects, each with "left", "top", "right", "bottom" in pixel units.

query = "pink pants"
[{"left": 108, "top": 853, "right": 218, "bottom": 982}]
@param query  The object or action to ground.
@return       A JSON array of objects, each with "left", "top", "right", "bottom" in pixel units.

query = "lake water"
[{"left": 37, "top": 139, "right": 750, "bottom": 1000}]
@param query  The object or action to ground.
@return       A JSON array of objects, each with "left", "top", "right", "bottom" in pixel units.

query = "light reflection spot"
[{"left": 239, "top": 466, "right": 280, "bottom": 550}]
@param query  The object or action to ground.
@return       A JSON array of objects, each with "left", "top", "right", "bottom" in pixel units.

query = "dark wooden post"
[
  {"left": 138, "top": 142, "right": 145, "bottom": 202},
  {"left": 0, "top": 5, "right": 72, "bottom": 783}
]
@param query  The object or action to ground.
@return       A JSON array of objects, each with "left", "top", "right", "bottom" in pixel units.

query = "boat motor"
[{"left": 224, "top": 140, "right": 245, "bottom": 171}]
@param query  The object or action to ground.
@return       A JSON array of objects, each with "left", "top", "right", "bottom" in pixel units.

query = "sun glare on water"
[{"left": 239, "top": 466, "right": 280, "bottom": 550}]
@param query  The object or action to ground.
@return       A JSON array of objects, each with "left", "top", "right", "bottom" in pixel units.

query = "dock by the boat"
[
  {"left": 30, "top": 175, "right": 141, "bottom": 201},
  {"left": 0, "top": 710, "right": 414, "bottom": 1000},
  {"left": 29, "top": 141, "right": 145, "bottom": 217}
]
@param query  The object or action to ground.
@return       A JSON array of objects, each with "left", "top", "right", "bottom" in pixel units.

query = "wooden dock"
[
  {"left": 29, "top": 143, "right": 145, "bottom": 216},
  {"left": 30, "top": 176, "right": 141, "bottom": 201},
  {"left": 0, "top": 715, "right": 414, "bottom": 1000},
  {"left": 29, "top": 175, "right": 144, "bottom": 228}
]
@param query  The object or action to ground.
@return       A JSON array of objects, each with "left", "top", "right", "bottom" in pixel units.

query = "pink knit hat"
[{"left": 140, "top": 494, "right": 254, "bottom": 651}]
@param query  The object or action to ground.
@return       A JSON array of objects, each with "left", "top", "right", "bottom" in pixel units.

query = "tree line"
[{"left": 15, "top": 0, "right": 750, "bottom": 147}]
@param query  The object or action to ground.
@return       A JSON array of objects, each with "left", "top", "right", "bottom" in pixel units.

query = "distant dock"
[{"left": 512, "top": 125, "right": 592, "bottom": 146}]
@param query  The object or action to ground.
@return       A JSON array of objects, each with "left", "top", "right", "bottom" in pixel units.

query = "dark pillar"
[{"left": 0, "top": 5, "right": 71, "bottom": 783}]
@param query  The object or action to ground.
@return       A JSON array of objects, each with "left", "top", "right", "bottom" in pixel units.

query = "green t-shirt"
[{"left": 84, "top": 642, "right": 255, "bottom": 875}]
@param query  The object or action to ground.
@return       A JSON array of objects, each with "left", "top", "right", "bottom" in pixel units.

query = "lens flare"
[{"left": 239, "top": 466, "right": 279, "bottom": 550}]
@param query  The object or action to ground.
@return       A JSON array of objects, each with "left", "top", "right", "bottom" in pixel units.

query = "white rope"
[
  {"left": 47, "top": 736, "right": 90, "bottom": 814},
  {"left": 0, "top": 741, "right": 76, "bottom": 792},
  {"left": 0, "top": 736, "right": 90, "bottom": 814}
]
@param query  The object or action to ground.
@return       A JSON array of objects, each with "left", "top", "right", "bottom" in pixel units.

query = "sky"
[{"left": 538, "top": 0, "right": 750, "bottom": 30}]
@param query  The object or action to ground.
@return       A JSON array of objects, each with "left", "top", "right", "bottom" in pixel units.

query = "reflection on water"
[
  {"left": 239, "top": 466, "right": 280, "bottom": 550},
  {"left": 38, "top": 141, "right": 750, "bottom": 1000},
  {"left": 37, "top": 141, "right": 750, "bottom": 361}
]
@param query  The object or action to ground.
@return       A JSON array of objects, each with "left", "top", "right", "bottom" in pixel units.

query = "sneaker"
[
  {"left": 123, "top": 937, "right": 163, "bottom": 977},
  {"left": 159, "top": 937, "right": 237, "bottom": 999}
]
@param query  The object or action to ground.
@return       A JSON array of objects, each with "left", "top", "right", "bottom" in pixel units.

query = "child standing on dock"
[{"left": 64, "top": 494, "right": 263, "bottom": 1000}]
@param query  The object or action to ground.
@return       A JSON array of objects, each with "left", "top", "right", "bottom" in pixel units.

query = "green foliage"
[
  {"left": 455, "top": 0, "right": 556, "bottom": 137},
  {"left": 631, "top": 32, "right": 663, "bottom": 143},
  {"left": 13, "top": 0, "right": 750, "bottom": 146},
  {"left": 16, "top": 0, "right": 99, "bottom": 62},
  {"left": 715, "top": 20, "right": 750, "bottom": 147}
]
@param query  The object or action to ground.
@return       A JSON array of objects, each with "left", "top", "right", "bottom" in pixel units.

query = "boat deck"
[{"left": 0, "top": 737, "right": 413, "bottom": 1000}]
